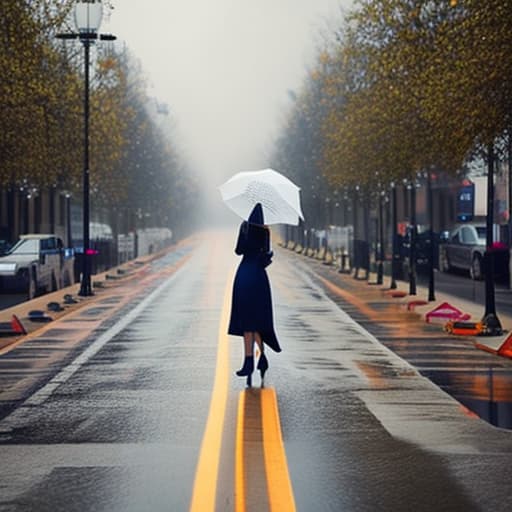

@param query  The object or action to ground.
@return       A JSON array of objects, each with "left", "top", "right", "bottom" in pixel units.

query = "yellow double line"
[
  {"left": 190, "top": 280, "right": 296, "bottom": 511},
  {"left": 236, "top": 387, "right": 296, "bottom": 512}
]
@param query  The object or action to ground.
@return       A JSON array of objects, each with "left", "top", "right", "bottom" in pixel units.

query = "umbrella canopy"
[{"left": 219, "top": 168, "right": 304, "bottom": 225}]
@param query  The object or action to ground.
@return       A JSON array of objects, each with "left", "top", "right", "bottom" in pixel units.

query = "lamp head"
[{"left": 74, "top": 1, "right": 103, "bottom": 35}]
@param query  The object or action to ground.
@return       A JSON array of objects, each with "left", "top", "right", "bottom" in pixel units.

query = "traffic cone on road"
[
  {"left": 497, "top": 332, "right": 512, "bottom": 358},
  {"left": 475, "top": 331, "right": 512, "bottom": 359},
  {"left": 10, "top": 315, "right": 26, "bottom": 335}
]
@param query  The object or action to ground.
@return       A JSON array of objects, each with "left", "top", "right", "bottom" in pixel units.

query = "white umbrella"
[{"left": 219, "top": 168, "right": 304, "bottom": 225}]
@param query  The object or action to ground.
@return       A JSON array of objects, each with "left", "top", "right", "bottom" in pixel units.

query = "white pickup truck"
[{"left": 0, "top": 234, "right": 75, "bottom": 299}]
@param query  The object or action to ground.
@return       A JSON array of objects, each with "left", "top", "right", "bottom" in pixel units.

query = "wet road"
[
  {"left": 0, "top": 232, "right": 511, "bottom": 511},
  {"left": 311, "top": 262, "right": 512, "bottom": 431}
]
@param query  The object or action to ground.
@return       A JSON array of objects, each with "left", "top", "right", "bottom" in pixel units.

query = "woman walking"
[{"left": 228, "top": 203, "right": 281, "bottom": 387}]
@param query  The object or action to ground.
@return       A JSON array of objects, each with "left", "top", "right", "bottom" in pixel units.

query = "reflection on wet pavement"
[
  {"left": 1, "top": 234, "right": 512, "bottom": 511},
  {"left": 422, "top": 367, "right": 512, "bottom": 429},
  {"left": 292, "top": 255, "right": 512, "bottom": 431}
]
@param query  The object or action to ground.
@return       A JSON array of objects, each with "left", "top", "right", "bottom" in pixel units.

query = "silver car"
[
  {"left": 0, "top": 234, "right": 74, "bottom": 299},
  {"left": 439, "top": 224, "right": 507, "bottom": 280}
]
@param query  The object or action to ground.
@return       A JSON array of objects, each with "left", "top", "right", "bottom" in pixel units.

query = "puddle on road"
[
  {"left": 316, "top": 272, "right": 512, "bottom": 430},
  {"left": 356, "top": 361, "right": 417, "bottom": 389},
  {"left": 422, "top": 367, "right": 512, "bottom": 430},
  {"left": 357, "top": 359, "right": 512, "bottom": 429}
]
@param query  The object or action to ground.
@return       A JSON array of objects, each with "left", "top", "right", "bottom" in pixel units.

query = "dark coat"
[{"left": 228, "top": 221, "right": 281, "bottom": 352}]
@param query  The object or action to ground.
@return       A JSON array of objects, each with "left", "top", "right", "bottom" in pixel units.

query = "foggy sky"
[{"left": 105, "top": 0, "right": 351, "bottom": 191}]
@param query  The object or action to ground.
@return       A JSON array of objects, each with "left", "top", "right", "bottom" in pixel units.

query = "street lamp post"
[
  {"left": 408, "top": 181, "right": 417, "bottom": 295},
  {"left": 390, "top": 182, "right": 398, "bottom": 289},
  {"left": 427, "top": 171, "right": 436, "bottom": 301},
  {"left": 59, "top": 190, "right": 73, "bottom": 247},
  {"left": 81, "top": 27, "right": 92, "bottom": 296},
  {"left": 483, "top": 143, "right": 502, "bottom": 334},
  {"left": 352, "top": 186, "right": 360, "bottom": 279},
  {"left": 377, "top": 190, "right": 385, "bottom": 285},
  {"left": 56, "top": 1, "right": 115, "bottom": 296},
  {"left": 65, "top": 193, "right": 72, "bottom": 248}
]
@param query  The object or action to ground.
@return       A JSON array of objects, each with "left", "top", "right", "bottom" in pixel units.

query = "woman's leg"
[
  {"left": 254, "top": 332, "right": 268, "bottom": 381},
  {"left": 254, "top": 332, "right": 263, "bottom": 355},
  {"left": 243, "top": 331, "right": 255, "bottom": 357},
  {"left": 237, "top": 332, "right": 255, "bottom": 385}
]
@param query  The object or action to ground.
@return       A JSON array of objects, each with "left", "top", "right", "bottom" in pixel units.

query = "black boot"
[
  {"left": 257, "top": 353, "right": 269, "bottom": 386},
  {"left": 236, "top": 356, "right": 254, "bottom": 387}
]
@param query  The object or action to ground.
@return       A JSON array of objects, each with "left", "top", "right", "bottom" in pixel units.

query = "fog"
[{"left": 104, "top": 0, "right": 351, "bottom": 224}]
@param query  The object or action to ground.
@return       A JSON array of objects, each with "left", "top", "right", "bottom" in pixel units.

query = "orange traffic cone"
[
  {"left": 476, "top": 331, "right": 512, "bottom": 359},
  {"left": 497, "top": 332, "right": 512, "bottom": 359}
]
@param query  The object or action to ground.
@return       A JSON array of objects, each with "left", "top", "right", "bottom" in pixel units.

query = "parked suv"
[
  {"left": 0, "top": 234, "right": 74, "bottom": 299},
  {"left": 439, "top": 224, "right": 508, "bottom": 280}
]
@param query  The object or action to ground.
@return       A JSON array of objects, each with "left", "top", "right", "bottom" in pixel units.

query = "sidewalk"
[
  {"left": 0, "top": 240, "right": 194, "bottom": 354},
  {"left": 281, "top": 245, "right": 512, "bottom": 360}
]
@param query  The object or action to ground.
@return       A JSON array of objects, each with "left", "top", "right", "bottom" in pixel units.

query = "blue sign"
[{"left": 457, "top": 183, "right": 474, "bottom": 222}]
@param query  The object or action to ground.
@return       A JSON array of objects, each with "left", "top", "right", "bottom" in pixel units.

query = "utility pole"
[
  {"left": 483, "top": 142, "right": 502, "bottom": 334},
  {"left": 390, "top": 184, "right": 398, "bottom": 289},
  {"left": 377, "top": 190, "right": 384, "bottom": 285},
  {"left": 409, "top": 182, "right": 417, "bottom": 295},
  {"left": 427, "top": 172, "right": 435, "bottom": 301}
]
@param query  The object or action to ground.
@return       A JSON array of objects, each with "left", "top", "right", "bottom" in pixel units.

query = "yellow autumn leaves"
[
  {"left": 275, "top": 0, "right": 512, "bottom": 191},
  {"left": 0, "top": 0, "right": 196, "bottom": 225}
]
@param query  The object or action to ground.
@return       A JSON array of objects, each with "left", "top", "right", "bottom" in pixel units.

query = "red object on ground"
[
  {"left": 425, "top": 302, "right": 471, "bottom": 324},
  {"left": 407, "top": 299, "right": 428, "bottom": 311},
  {"left": 475, "top": 331, "right": 512, "bottom": 359},
  {"left": 445, "top": 320, "right": 483, "bottom": 336},
  {"left": 10, "top": 315, "right": 27, "bottom": 335},
  {"left": 497, "top": 332, "right": 512, "bottom": 358}
]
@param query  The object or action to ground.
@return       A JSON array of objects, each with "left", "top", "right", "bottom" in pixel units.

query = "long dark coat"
[{"left": 228, "top": 221, "right": 281, "bottom": 352}]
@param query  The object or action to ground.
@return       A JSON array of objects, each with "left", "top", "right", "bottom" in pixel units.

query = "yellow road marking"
[
  {"left": 235, "top": 390, "right": 247, "bottom": 512},
  {"left": 190, "top": 264, "right": 295, "bottom": 511},
  {"left": 261, "top": 387, "right": 296, "bottom": 512},
  {"left": 189, "top": 280, "right": 231, "bottom": 512},
  {"left": 236, "top": 387, "right": 296, "bottom": 511}
]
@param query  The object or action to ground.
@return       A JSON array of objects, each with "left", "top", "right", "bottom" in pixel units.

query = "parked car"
[
  {"left": 439, "top": 224, "right": 508, "bottom": 280},
  {"left": 0, "top": 234, "right": 75, "bottom": 299}
]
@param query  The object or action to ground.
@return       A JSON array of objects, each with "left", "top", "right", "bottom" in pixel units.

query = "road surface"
[{"left": 0, "top": 232, "right": 511, "bottom": 511}]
